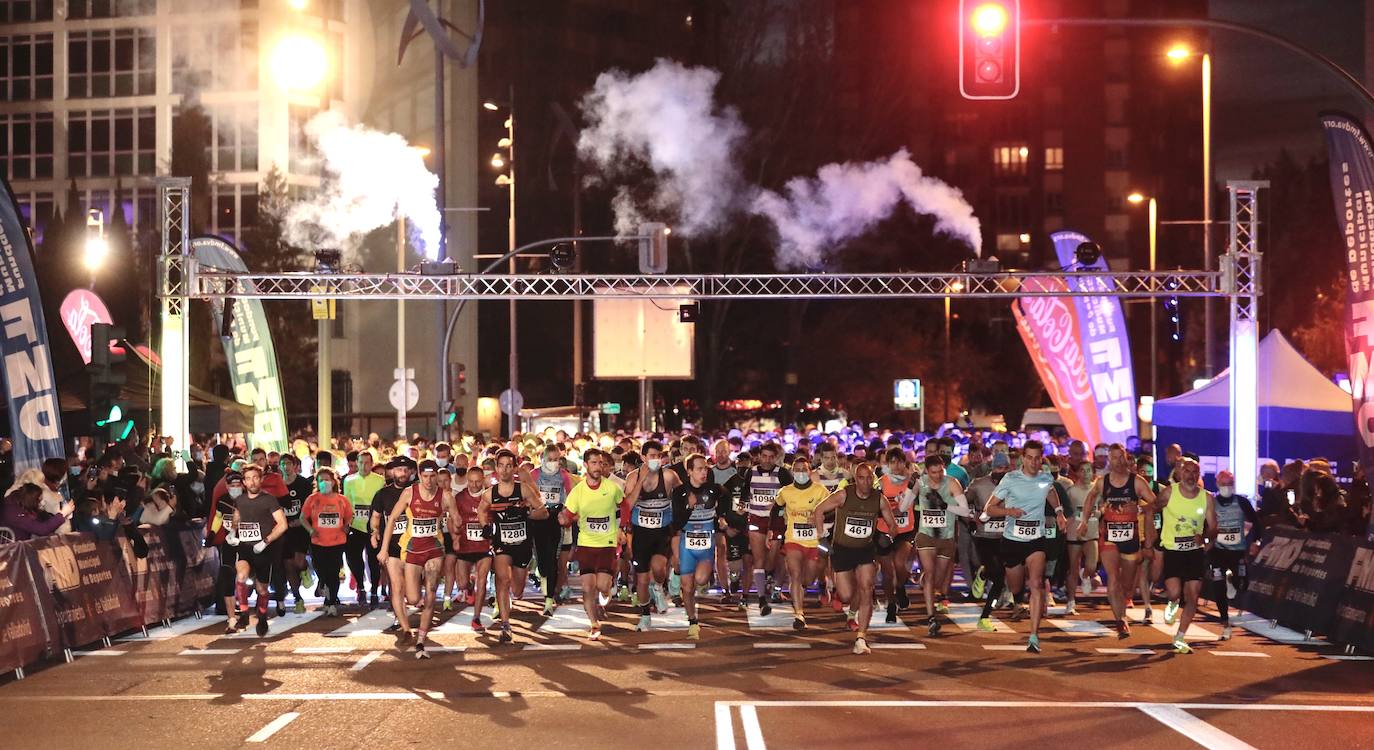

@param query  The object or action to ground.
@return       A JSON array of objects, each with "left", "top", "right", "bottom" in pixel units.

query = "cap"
[
  {"left": 418, "top": 459, "right": 439, "bottom": 474},
  {"left": 110, "top": 484, "right": 130, "bottom": 500},
  {"left": 388, "top": 456, "right": 417, "bottom": 471},
  {"left": 225, "top": 471, "right": 244, "bottom": 486},
  {"left": 991, "top": 453, "right": 1011, "bottom": 469}
]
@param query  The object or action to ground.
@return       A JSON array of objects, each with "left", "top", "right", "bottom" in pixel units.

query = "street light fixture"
[
  {"left": 1164, "top": 41, "right": 1213, "bottom": 376},
  {"left": 1129, "top": 191, "right": 1160, "bottom": 402},
  {"left": 490, "top": 153, "right": 505, "bottom": 169},
  {"left": 483, "top": 101, "right": 500, "bottom": 111},
  {"left": 271, "top": 34, "right": 328, "bottom": 91},
  {"left": 485, "top": 93, "right": 520, "bottom": 436}
]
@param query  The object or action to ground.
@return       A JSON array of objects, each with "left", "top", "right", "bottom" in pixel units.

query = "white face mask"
[
  {"left": 228, "top": 487, "right": 242, "bottom": 498},
  {"left": 543, "top": 460, "right": 559, "bottom": 473},
  {"left": 435, "top": 458, "right": 449, "bottom": 468},
  {"left": 647, "top": 459, "right": 662, "bottom": 472},
  {"left": 1218, "top": 486, "right": 1234, "bottom": 498}
]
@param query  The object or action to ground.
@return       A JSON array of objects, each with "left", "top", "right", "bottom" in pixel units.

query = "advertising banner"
[
  {"left": 1242, "top": 528, "right": 1354, "bottom": 636},
  {"left": 1332, "top": 535, "right": 1374, "bottom": 652},
  {"left": 1318, "top": 112, "right": 1374, "bottom": 540},
  {"left": 1012, "top": 276, "right": 1097, "bottom": 442},
  {"left": 29, "top": 534, "right": 141, "bottom": 647},
  {"left": 0, "top": 176, "right": 65, "bottom": 474},
  {"left": 0, "top": 541, "right": 60, "bottom": 672},
  {"left": 190, "top": 236, "right": 288, "bottom": 452},
  {"left": 59, "top": 289, "right": 114, "bottom": 365}
]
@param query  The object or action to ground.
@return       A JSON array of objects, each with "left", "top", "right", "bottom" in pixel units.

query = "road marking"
[
  {"left": 715, "top": 702, "right": 736, "bottom": 750},
  {"left": 1097, "top": 648, "right": 1154, "bottom": 655},
  {"left": 349, "top": 650, "right": 383, "bottom": 671},
  {"left": 1126, "top": 607, "right": 1220, "bottom": 642},
  {"left": 294, "top": 647, "right": 354, "bottom": 654},
  {"left": 753, "top": 642, "right": 810, "bottom": 649},
  {"left": 1321, "top": 654, "right": 1374, "bottom": 661},
  {"left": 739, "top": 705, "right": 768, "bottom": 750},
  {"left": 640, "top": 643, "right": 696, "bottom": 650},
  {"left": 227, "top": 611, "right": 323, "bottom": 639},
  {"left": 1138, "top": 704, "right": 1258, "bottom": 750},
  {"left": 426, "top": 646, "right": 468, "bottom": 653},
  {"left": 745, "top": 607, "right": 806, "bottom": 631},
  {"left": 946, "top": 603, "right": 1014, "bottom": 633},
  {"left": 522, "top": 644, "right": 582, "bottom": 651},
  {"left": 871, "top": 643, "right": 926, "bottom": 650},
  {"left": 1227, "top": 612, "right": 1313, "bottom": 645},
  {"left": 246, "top": 712, "right": 300, "bottom": 743},
  {"left": 178, "top": 648, "right": 240, "bottom": 656},
  {"left": 70, "top": 650, "right": 126, "bottom": 657},
  {"left": 325, "top": 609, "right": 397, "bottom": 637},
  {"left": 717, "top": 700, "right": 1374, "bottom": 712},
  {"left": 1049, "top": 618, "right": 1114, "bottom": 637},
  {"left": 982, "top": 645, "right": 1032, "bottom": 651},
  {"left": 1209, "top": 651, "right": 1269, "bottom": 658},
  {"left": 117, "top": 615, "right": 216, "bottom": 642}
]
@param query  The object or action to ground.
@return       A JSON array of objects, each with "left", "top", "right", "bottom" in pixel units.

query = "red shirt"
[
  {"left": 303, "top": 492, "right": 352, "bottom": 547},
  {"left": 454, "top": 488, "right": 490, "bottom": 554}
]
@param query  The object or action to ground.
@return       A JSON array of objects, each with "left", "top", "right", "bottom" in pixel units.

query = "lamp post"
[
  {"left": 1128, "top": 192, "right": 1158, "bottom": 401},
  {"left": 82, "top": 209, "right": 108, "bottom": 289},
  {"left": 1167, "top": 43, "right": 1212, "bottom": 376},
  {"left": 487, "top": 91, "right": 517, "bottom": 437},
  {"left": 944, "top": 280, "right": 963, "bottom": 424}
]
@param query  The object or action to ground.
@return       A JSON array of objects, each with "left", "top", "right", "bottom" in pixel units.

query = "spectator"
[
  {"left": 137, "top": 487, "right": 178, "bottom": 527},
  {"left": 84, "top": 486, "right": 128, "bottom": 541},
  {"left": 204, "top": 444, "right": 230, "bottom": 496},
  {"left": 0, "top": 483, "right": 72, "bottom": 542},
  {"left": 17, "top": 457, "right": 73, "bottom": 534},
  {"left": 1259, "top": 461, "right": 1304, "bottom": 529},
  {"left": 1303, "top": 472, "right": 1348, "bottom": 534}
]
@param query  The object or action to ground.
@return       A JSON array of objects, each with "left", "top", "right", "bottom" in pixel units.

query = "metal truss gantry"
[{"left": 1227, "top": 180, "right": 1267, "bottom": 501}]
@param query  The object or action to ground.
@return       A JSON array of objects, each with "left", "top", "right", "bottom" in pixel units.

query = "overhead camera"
[
  {"left": 1074, "top": 241, "right": 1103, "bottom": 268},
  {"left": 313, "top": 249, "right": 342, "bottom": 273}
]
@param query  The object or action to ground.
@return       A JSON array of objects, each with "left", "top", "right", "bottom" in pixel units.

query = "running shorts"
[
  {"left": 403, "top": 536, "right": 444, "bottom": 566},
  {"left": 914, "top": 533, "right": 955, "bottom": 559},
  {"left": 238, "top": 541, "right": 280, "bottom": 583},
  {"left": 999, "top": 537, "right": 1045, "bottom": 568},
  {"left": 493, "top": 540, "right": 534, "bottom": 569},
  {"left": 1207, "top": 548, "right": 1246, "bottom": 582},
  {"left": 783, "top": 542, "right": 820, "bottom": 562},
  {"left": 284, "top": 526, "right": 311, "bottom": 557},
  {"left": 631, "top": 528, "right": 673, "bottom": 572},
  {"left": 572, "top": 545, "right": 618, "bottom": 576},
  {"left": 1162, "top": 548, "right": 1206, "bottom": 582},
  {"left": 456, "top": 550, "right": 489, "bottom": 565},
  {"left": 830, "top": 543, "right": 877, "bottom": 573}
]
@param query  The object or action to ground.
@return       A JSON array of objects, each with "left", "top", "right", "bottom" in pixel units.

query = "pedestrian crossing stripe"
[
  {"left": 1125, "top": 607, "right": 1220, "bottom": 642},
  {"left": 945, "top": 603, "right": 1013, "bottom": 633},
  {"left": 1048, "top": 618, "right": 1115, "bottom": 637},
  {"left": 747, "top": 604, "right": 909, "bottom": 631},
  {"left": 324, "top": 609, "right": 396, "bottom": 637},
  {"left": 1097, "top": 647, "right": 1153, "bottom": 655},
  {"left": 225, "top": 611, "right": 324, "bottom": 640}
]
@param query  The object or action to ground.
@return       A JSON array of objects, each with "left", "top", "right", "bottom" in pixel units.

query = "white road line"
[
  {"left": 425, "top": 646, "right": 468, "bottom": 653},
  {"left": 1226, "top": 612, "right": 1314, "bottom": 645},
  {"left": 739, "top": 705, "right": 768, "bottom": 750},
  {"left": 1138, "top": 704, "right": 1258, "bottom": 750},
  {"left": 522, "top": 644, "right": 582, "bottom": 651},
  {"left": 715, "top": 702, "right": 737, "bottom": 750},
  {"left": 1049, "top": 618, "right": 1115, "bottom": 637},
  {"left": 1210, "top": 651, "right": 1269, "bottom": 658},
  {"left": 116, "top": 615, "right": 216, "bottom": 642},
  {"left": 178, "top": 648, "right": 241, "bottom": 656},
  {"left": 714, "top": 700, "right": 1374, "bottom": 712},
  {"left": 226, "top": 611, "right": 323, "bottom": 640},
  {"left": 1097, "top": 648, "right": 1154, "bottom": 655},
  {"left": 946, "top": 603, "right": 1014, "bottom": 633},
  {"left": 982, "top": 645, "right": 1032, "bottom": 651},
  {"left": 744, "top": 608, "right": 805, "bottom": 631},
  {"left": 1321, "top": 654, "right": 1374, "bottom": 661},
  {"left": 246, "top": 712, "right": 300, "bottom": 743},
  {"left": 324, "top": 609, "right": 397, "bottom": 637},
  {"left": 752, "top": 643, "right": 810, "bottom": 649},
  {"left": 70, "top": 650, "right": 126, "bottom": 657},
  {"left": 1126, "top": 607, "right": 1220, "bottom": 642},
  {"left": 640, "top": 643, "right": 696, "bottom": 650},
  {"left": 293, "top": 647, "right": 354, "bottom": 654},
  {"left": 871, "top": 643, "right": 927, "bottom": 650},
  {"left": 349, "top": 650, "right": 383, "bottom": 671}
]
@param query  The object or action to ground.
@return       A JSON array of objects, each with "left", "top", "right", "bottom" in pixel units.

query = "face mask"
[
  {"left": 887, "top": 472, "right": 906, "bottom": 483},
  {"left": 794, "top": 475, "right": 811, "bottom": 488},
  {"left": 543, "top": 460, "right": 559, "bottom": 473},
  {"left": 228, "top": 487, "right": 243, "bottom": 499},
  {"left": 318, "top": 480, "right": 333, "bottom": 494},
  {"left": 69, "top": 466, "right": 83, "bottom": 477},
  {"left": 615, "top": 462, "right": 625, "bottom": 473},
  {"left": 191, "top": 481, "right": 205, "bottom": 494},
  {"left": 435, "top": 458, "right": 449, "bottom": 468},
  {"left": 647, "top": 459, "right": 662, "bottom": 472},
  {"left": 1219, "top": 486, "right": 1234, "bottom": 498}
]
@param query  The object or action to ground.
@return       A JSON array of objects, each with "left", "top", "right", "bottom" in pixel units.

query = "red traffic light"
[{"left": 960, "top": 0, "right": 1020, "bottom": 100}]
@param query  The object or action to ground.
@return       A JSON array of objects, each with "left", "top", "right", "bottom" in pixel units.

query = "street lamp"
[
  {"left": 487, "top": 93, "right": 518, "bottom": 437},
  {"left": 944, "top": 280, "right": 963, "bottom": 425},
  {"left": 1128, "top": 191, "right": 1159, "bottom": 402},
  {"left": 83, "top": 208, "right": 108, "bottom": 289},
  {"left": 1166, "top": 41, "right": 1213, "bottom": 376},
  {"left": 270, "top": 34, "right": 328, "bottom": 91}
]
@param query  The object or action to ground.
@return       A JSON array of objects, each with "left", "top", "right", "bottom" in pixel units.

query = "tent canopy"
[{"left": 1153, "top": 330, "right": 1356, "bottom": 473}]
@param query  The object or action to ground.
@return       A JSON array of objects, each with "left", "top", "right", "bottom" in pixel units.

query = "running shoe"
[
  {"left": 560, "top": 585, "right": 574, "bottom": 602},
  {"left": 384, "top": 621, "right": 402, "bottom": 634},
  {"left": 616, "top": 584, "right": 630, "bottom": 602},
  {"left": 443, "top": 595, "right": 453, "bottom": 612},
  {"left": 672, "top": 595, "right": 684, "bottom": 607},
  {"left": 885, "top": 601, "right": 897, "bottom": 624},
  {"left": 894, "top": 586, "right": 909, "bottom": 610},
  {"left": 1142, "top": 607, "right": 1154, "bottom": 625},
  {"left": 651, "top": 582, "right": 669, "bottom": 613},
  {"left": 1064, "top": 602, "right": 1077, "bottom": 616},
  {"left": 853, "top": 637, "right": 871, "bottom": 655},
  {"left": 1220, "top": 624, "right": 1233, "bottom": 641},
  {"left": 630, "top": 593, "right": 642, "bottom": 609},
  {"left": 1226, "top": 581, "right": 1238, "bottom": 601},
  {"left": 637, "top": 614, "right": 652, "bottom": 632},
  {"left": 370, "top": 592, "right": 380, "bottom": 609},
  {"left": 1117, "top": 621, "right": 1131, "bottom": 639},
  {"left": 1164, "top": 600, "right": 1180, "bottom": 626},
  {"left": 936, "top": 600, "right": 950, "bottom": 615},
  {"left": 498, "top": 626, "right": 513, "bottom": 645},
  {"left": 971, "top": 571, "right": 986, "bottom": 600},
  {"left": 1079, "top": 577, "right": 1092, "bottom": 598},
  {"left": 301, "top": 569, "right": 314, "bottom": 590},
  {"left": 224, "top": 621, "right": 237, "bottom": 635},
  {"left": 792, "top": 616, "right": 806, "bottom": 631},
  {"left": 235, "top": 611, "right": 250, "bottom": 631},
  {"left": 275, "top": 600, "right": 286, "bottom": 617},
  {"left": 543, "top": 597, "right": 556, "bottom": 617},
  {"left": 293, "top": 599, "right": 306, "bottom": 615},
  {"left": 976, "top": 618, "right": 995, "bottom": 633},
  {"left": 1026, "top": 634, "right": 1041, "bottom": 653},
  {"left": 1010, "top": 605, "right": 1029, "bottom": 622},
  {"left": 759, "top": 595, "right": 773, "bottom": 617},
  {"left": 588, "top": 626, "right": 602, "bottom": 641},
  {"left": 414, "top": 642, "right": 429, "bottom": 660},
  {"left": 830, "top": 594, "right": 844, "bottom": 612},
  {"left": 846, "top": 615, "right": 859, "bottom": 632},
  {"left": 256, "top": 617, "right": 269, "bottom": 637},
  {"left": 1173, "top": 637, "right": 1192, "bottom": 654},
  {"left": 597, "top": 591, "right": 611, "bottom": 608},
  {"left": 687, "top": 623, "right": 701, "bottom": 641},
  {"left": 927, "top": 617, "right": 941, "bottom": 637},
  {"left": 470, "top": 617, "right": 485, "bottom": 634}
]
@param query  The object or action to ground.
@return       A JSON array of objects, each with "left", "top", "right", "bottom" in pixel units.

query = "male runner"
[
  {"left": 671, "top": 454, "right": 725, "bottom": 640},
  {"left": 478, "top": 450, "right": 548, "bottom": 644},
  {"left": 275, "top": 454, "right": 314, "bottom": 615},
  {"left": 713, "top": 443, "right": 750, "bottom": 605},
  {"left": 972, "top": 452, "right": 1013, "bottom": 631},
  {"left": 1061, "top": 458, "right": 1097, "bottom": 615},
  {"left": 344, "top": 451, "right": 384, "bottom": 608},
  {"left": 1209, "top": 469, "right": 1260, "bottom": 640},
  {"left": 381, "top": 459, "right": 459, "bottom": 657},
  {"left": 371, "top": 458, "right": 414, "bottom": 632},
  {"left": 562, "top": 448, "right": 625, "bottom": 640},
  {"left": 983, "top": 440, "right": 1067, "bottom": 653},
  {"left": 623, "top": 440, "right": 680, "bottom": 630},
  {"left": 811, "top": 462, "right": 896, "bottom": 654},
  {"left": 453, "top": 465, "right": 493, "bottom": 633},
  {"left": 739, "top": 443, "right": 791, "bottom": 615},
  {"left": 813, "top": 443, "right": 850, "bottom": 610},
  {"left": 913, "top": 455, "right": 971, "bottom": 636},
  {"left": 1151, "top": 457, "right": 1217, "bottom": 654},
  {"left": 775, "top": 455, "right": 829, "bottom": 630},
  {"left": 876, "top": 447, "right": 917, "bottom": 623},
  {"left": 530, "top": 444, "right": 575, "bottom": 615},
  {"left": 1078, "top": 444, "right": 1156, "bottom": 637},
  {"left": 228, "top": 465, "right": 289, "bottom": 637}
]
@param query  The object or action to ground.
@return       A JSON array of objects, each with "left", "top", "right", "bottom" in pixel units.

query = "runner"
[
  {"left": 1136, "top": 454, "right": 1165, "bottom": 624},
  {"left": 206, "top": 465, "right": 244, "bottom": 633},
  {"left": 1151, "top": 457, "right": 1217, "bottom": 654},
  {"left": 912, "top": 455, "right": 971, "bottom": 636},
  {"left": 739, "top": 443, "right": 791, "bottom": 615},
  {"left": 671, "top": 454, "right": 725, "bottom": 640},
  {"left": 813, "top": 442, "right": 850, "bottom": 611},
  {"left": 971, "top": 453, "right": 1012, "bottom": 631},
  {"left": 344, "top": 451, "right": 385, "bottom": 608},
  {"left": 478, "top": 450, "right": 548, "bottom": 644},
  {"left": 300, "top": 467, "right": 350, "bottom": 616},
  {"left": 370, "top": 458, "right": 413, "bottom": 633},
  {"left": 623, "top": 440, "right": 681, "bottom": 630},
  {"left": 528, "top": 445, "right": 575, "bottom": 616},
  {"left": 1079, "top": 444, "right": 1156, "bottom": 637},
  {"left": 811, "top": 462, "right": 897, "bottom": 654},
  {"left": 983, "top": 440, "right": 1067, "bottom": 653},
  {"left": 1061, "top": 458, "right": 1098, "bottom": 615},
  {"left": 561, "top": 448, "right": 625, "bottom": 640},
  {"left": 775, "top": 455, "right": 829, "bottom": 630},
  {"left": 228, "top": 465, "right": 289, "bottom": 637},
  {"left": 453, "top": 465, "right": 493, "bottom": 633},
  {"left": 875, "top": 447, "right": 917, "bottom": 624},
  {"left": 714, "top": 443, "right": 750, "bottom": 606},
  {"left": 439, "top": 467, "right": 460, "bottom": 610},
  {"left": 275, "top": 454, "right": 314, "bottom": 616},
  {"left": 1209, "top": 470, "right": 1260, "bottom": 640},
  {"left": 380, "top": 459, "right": 459, "bottom": 657}
]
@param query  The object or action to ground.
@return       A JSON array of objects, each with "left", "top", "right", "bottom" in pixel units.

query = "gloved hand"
[
  {"left": 226, "top": 532, "right": 240, "bottom": 546},
  {"left": 252, "top": 541, "right": 267, "bottom": 554}
]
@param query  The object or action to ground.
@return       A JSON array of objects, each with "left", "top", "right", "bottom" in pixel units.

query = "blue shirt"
[
  {"left": 992, "top": 469, "right": 1055, "bottom": 542},
  {"left": 946, "top": 462, "right": 970, "bottom": 488}
]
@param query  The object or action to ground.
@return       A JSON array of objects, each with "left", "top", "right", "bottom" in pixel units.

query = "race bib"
[
  {"left": 540, "top": 489, "right": 562, "bottom": 507},
  {"left": 1217, "top": 528, "right": 1241, "bottom": 546},
  {"left": 392, "top": 519, "right": 407, "bottom": 535},
  {"left": 1153, "top": 515, "right": 1163, "bottom": 530},
  {"left": 921, "top": 510, "right": 947, "bottom": 529},
  {"left": 685, "top": 532, "right": 712, "bottom": 550},
  {"left": 587, "top": 516, "right": 611, "bottom": 534},
  {"left": 983, "top": 518, "right": 1006, "bottom": 534},
  {"left": 498, "top": 522, "right": 527, "bottom": 545},
  {"left": 411, "top": 518, "right": 438, "bottom": 538},
  {"left": 1011, "top": 519, "right": 1040, "bottom": 540},
  {"left": 353, "top": 506, "right": 369, "bottom": 523},
  {"left": 1043, "top": 523, "right": 1057, "bottom": 540},
  {"left": 560, "top": 525, "right": 574, "bottom": 546},
  {"left": 892, "top": 511, "right": 910, "bottom": 528},
  {"left": 317, "top": 513, "right": 341, "bottom": 529},
  {"left": 237, "top": 522, "right": 262, "bottom": 542},
  {"left": 637, "top": 510, "right": 664, "bottom": 529},
  {"left": 845, "top": 518, "right": 873, "bottom": 539},
  {"left": 793, "top": 523, "right": 817, "bottom": 541},
  {"left": 1173, "top": 535, "right": 1200, "bottom": 552},
  {"left": 749, "top": 491, "right": 776, "bottom": 516},
  {"left": 465, "top": 523, "right": 485, "bottom": 542},
  {"left": 1106, "top": 522, "right": 1134, "bottom": 543}
]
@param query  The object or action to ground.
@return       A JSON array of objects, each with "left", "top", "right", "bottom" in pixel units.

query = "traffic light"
[
  {"left": 959, "top": 0, "right": 1020, "bottom": 100},
  {"left": 638, "top": 222, "right": 669, "bottom": 274},
  {"left": 450, "top": 362, "right": 467, "bottom": 397},
  {"left": 88, "top": 323, "right": 131, "bottom": 440}
]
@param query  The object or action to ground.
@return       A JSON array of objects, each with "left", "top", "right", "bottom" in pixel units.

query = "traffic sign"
[
  {"left": 600, "top": 402, "right": 621, "bottom": 415},
  {"left": 499, "top": 388, "right": 524, "bottom": 415},
  {"left": 893, "top": 379, "right": 922, "bottom": 410},
  {"left": 390, "top": 368, "right": 418, "bottom": 411}
]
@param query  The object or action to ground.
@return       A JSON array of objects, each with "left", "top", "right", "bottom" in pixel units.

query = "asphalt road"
[{"left": 1, "top": 584, "right": 1370, "bottom": 749}]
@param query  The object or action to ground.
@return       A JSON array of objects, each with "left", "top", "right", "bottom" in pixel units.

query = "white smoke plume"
[
  {"left": 577, "top": 60, "right": 982, "bottom": 266},
  {"left": 578, "top": 59, "right": 748, "bottom": 237},
  {"left": 752, "top": 149, "right": 982, "bottom": 269},
  {"left": 283, "top": 111, "right": 441, "bottom": 260}
]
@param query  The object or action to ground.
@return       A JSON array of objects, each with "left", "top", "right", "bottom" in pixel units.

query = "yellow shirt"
[{"left": 775, "top": 482, "right": 830, "bottom": 547}]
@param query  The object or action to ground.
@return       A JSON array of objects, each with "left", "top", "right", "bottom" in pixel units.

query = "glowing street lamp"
[{"left": 271, "top": 35, "right": 328, "bottom": 91}]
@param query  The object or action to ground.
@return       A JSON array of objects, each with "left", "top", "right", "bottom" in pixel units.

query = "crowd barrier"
[
  {"left": 1242, "top": 528, "right": 1374, "bottom": 653},
  {"left": 0, "top": 523, "right": 219, "bottom": 675}
]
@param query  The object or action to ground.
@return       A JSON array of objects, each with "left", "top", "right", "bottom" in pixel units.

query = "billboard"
[{"left": 593, "top": 290, "right": 694, "bottom": 379}]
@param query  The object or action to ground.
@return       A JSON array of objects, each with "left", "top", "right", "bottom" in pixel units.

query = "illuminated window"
[
  {"left": 993, "top": 143, "right": 1030, "bottom": 176},
  {"left": 1044, "top": 147, "right": 1063, "bottom": 171}
]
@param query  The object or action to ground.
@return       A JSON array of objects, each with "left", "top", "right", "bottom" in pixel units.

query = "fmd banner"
[
  {"left": 1051, "top": 230, "right": 1137, "bottom": 446},
  {"left": 0, "top": 176, "right": 64, "bottom": 473},
  {"left": 191, "top": 236, "right": 288, "bottom": 452},
  {"left": 1319, "top": 112, "right": 1374, "bottom": 541}
]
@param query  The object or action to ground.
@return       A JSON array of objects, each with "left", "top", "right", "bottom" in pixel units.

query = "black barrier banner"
[
  {"left": 1331, "top": 537, "right": 1374, "bottom": 652},
  {"left": 0, "top": 541, "right": 59, "bottom": 672},
  {"left": 30, "top": 534, "right": 141, "bottom": 647},
  {"left": 1244, "top": 529, "right": 1357, "bottom": 637},
  {"left": 121, "top": 525, "right": 218, "bottom": 623}
]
